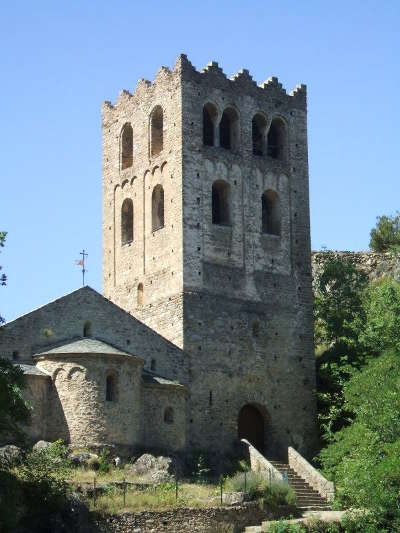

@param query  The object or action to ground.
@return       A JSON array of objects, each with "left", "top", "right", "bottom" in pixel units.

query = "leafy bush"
[
  {"left": 264, "top": 521, "right": 305, "bottom": 532},
  {"left": 0, "top": 440, "right": 73, "bottom": 532},
  {"left": 17, "top": 440, "right": 71, "bottom": 510},
  {"left": 0, "top": 357, "right": 31, "bottom": 442},
  {"left": 319, "top": 352, "right": 400, "bottom": 528},
  {"left": 263, "top": 482, "right": 296, "bottom": 508},
  {"left": 225, "top": 470, "right": 294, "bottom": 508},
  {"left": 313, "top": 252, "right": 369, "bottom": 440},
  {"left": 225, "top": 470, "right": 267, "bottom": 499},
  {"left": 361, "top": 278, "right": 400, "bottom": 354},
  {"left": 263, "top": 514, "right": 394, "bottom": 533}
]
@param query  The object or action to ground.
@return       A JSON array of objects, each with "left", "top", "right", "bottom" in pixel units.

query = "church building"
[{"left": 0, "top": 55, "right": 316, "bottom": 459}]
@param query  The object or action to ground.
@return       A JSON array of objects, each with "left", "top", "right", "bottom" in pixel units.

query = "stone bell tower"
[{"left": 102, "top": 55, "right": 317, "bottom": 457}]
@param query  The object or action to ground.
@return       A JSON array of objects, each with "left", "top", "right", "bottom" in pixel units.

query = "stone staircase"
[
  {"left": 244, "top": 461, "right": 332, "bottom": 532},
  {"left": 269, "top": 459, "right": 331, "bottom": 511},
  {"left": 240, "top": 440, "right": 334, "bottom": 532}
]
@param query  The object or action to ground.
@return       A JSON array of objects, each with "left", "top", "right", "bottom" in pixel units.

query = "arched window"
[
  {"left": 106, "top": 373, "right": 117, "bottom": 402},
  {"left": 267, "top": 118, "right": 286, "bottom": 160},
  {"left": 203, "top": 103, "right": 217, "bottom": 146},
  {"left": 219, "top": 107, "right": 239, "bottom": 150},
  {"left": 121, "top": 198, "right": 134, "bottom": 244},
  {"left": 164, "top": 407, "right": 174, "bottom": 424},
  {"left": 137, "top": 283, "right": 143, "bottom": 307},
  {"left": 212, "top": 180, "right": 231, "bottom": 225},
  {"left": 150, "top": 106, "right": 163, "bottom": 156},
  {"left": 120, "top": 123, "right": 133, "bottom": 170},
  {"left": 152, "top": 185, "right": 164, "bottom": 231},
  {"left": 83, "top": 321, "right": 92, "bottom": 338},
  {"left": 262, "top": 190, "right": 281, "bottom": 236},
  {"left": 252, "top": 114, "right": 267, "bottom": 156}
]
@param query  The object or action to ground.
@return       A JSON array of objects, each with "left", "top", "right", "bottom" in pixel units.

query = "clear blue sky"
[{"left": 1, "top": 0, "right": 399, "bottom": 322}]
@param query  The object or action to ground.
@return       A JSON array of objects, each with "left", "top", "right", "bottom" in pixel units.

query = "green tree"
[
  {"left": 361, "top": 277, "right": 400, "bottom": 354},
  {"left": 0, "top": 358, "right": 31, "bottom": 442},
  {"left": 0, "top": 231, "right": 30, "bottom": 442},
  {"left": 314, "top": 252, "right": 369, "bottom": 440},
  {"left": 314, "top": 251, "right": 368, "bottom": 348},
  {"left": 319, "top": 352, "right": 400, "bottom": 529},
  {"left": 369, "top": 212, "right": 400, "bottom": 252}
]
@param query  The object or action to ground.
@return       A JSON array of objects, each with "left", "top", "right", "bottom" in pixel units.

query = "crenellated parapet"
[
  {"left": 180, "top": 56, "right": 306, "bottom": 110},
  {"left": 102, "top": 54, "right": 307, "bottom": 115}
]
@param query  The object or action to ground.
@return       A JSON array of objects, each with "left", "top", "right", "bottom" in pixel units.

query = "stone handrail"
[
  {"left": 240, "top": 439, "right": 284, "bottom": 483},
  {"left": 288, "top": 446, "right": 334, "bottom": 502}
]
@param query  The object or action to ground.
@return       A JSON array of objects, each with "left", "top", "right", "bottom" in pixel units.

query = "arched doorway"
[{"left": 238, "top": 404, "right": 265, "bottom": 452}]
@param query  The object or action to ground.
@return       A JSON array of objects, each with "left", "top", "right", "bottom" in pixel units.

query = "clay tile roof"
[
  {"left": 33, "top": 338, "right": 133, "bottom": 358},
  {"left": 15, "top": 363, "right": 49, "bottom": 377}
]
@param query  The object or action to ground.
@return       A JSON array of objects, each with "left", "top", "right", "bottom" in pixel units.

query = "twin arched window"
[
  {"left": 203, "top": 104, "right": 287, "bottom": 161},
  {"left": 121, "top": 198, "right": 134, "bottom": 244},
  {"left": 252, "top": 116, "right": 286, "bottom": 160},
  {"left": 152, "top": 184, "right": 164, "bottom": 232},
  {"left": 262, "top": 190, "right": 281, "bottom": 235},
  {"left": 151, "top": 106, "right": 163, "bottom": 156},
  {"left": 120, "top": 108, "right": 164, "bottom": 168},
  {"left": 119, "top": 184, "right": 164, "bottom": 247},
  {"left": 211, "top": 181, "right": 281, "bottom": 235},
  {"left": 120, "top": 123, "right": 133, "bottom": 170},
  {"left": 202, "top": 104, "right": 239, "bottom": 151}
]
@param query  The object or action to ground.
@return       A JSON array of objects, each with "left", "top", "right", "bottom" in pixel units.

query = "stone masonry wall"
[
  {"left": 288, "top": 446, "right": 335, "bottom": 502},
  {"left": 312, "top": 251, "right": 400, "bottom": 284},
  {"left": 22, "top": 374, "right": 49, "bottom": 443},
  {"left": 94, "top": 503, "right": 279, "bottom": 533},
  {"left": 101, "top": 55, "right": 317, "bottom": 457},
  {"left": 241, "top": 438, "right": 284, "bottom": 482},
  {"left": 0, "top": 287, "right": 186, "bottom": 384},
  {"left": 102, "top": 57, "right": 185, "bottom": 349},
  {"left": 179, "top": 57, "right": 316, "bottom": 457},
  {"left": 36, "top": 354, "right": 143, "bottom": 447},
  {"left": 142, "top": 384, "right": 187, "bottom": 452}
]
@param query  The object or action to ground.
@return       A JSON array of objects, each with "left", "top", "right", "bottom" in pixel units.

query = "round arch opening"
[{"left": 238, "top": 404, "right": 265, "bottom": 452}]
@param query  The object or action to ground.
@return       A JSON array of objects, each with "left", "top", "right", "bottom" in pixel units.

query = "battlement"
[{"left": 102, "top": 54, "right": 307, "bottom": 113}]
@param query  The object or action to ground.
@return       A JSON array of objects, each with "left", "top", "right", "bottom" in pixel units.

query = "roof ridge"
[{"left": 33, "top": 336, "right": 136, "bottom": 358}]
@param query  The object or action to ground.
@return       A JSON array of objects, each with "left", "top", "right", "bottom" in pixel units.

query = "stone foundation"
[{"left": 94, "top": 503, "right": 293, "bottom": 533}]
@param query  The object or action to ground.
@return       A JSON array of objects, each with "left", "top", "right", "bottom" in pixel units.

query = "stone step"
[
  {"left": 295, "top": 494, "right": 328, "bottom": 500},
  {"left": 263, "top": 457, "right": 332, "bottom": 514},
  {"left": 244, "top": 527, "right": 262, "bottom": 533},
  {"left": 292, "top": 487, "right": 325, "bottom": 494},
  {"left": 296, "top": 498, "right": 329, "bottom": 507},
  {"left": 296, "top": 498, "right": 329, "bottom": 502},
  {"left": 297, "top": 505, "right": 331, "bottom": 513}
]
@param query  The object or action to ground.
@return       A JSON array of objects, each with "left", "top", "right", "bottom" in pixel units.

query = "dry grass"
[
  {"left": 68, "top": 467, "right": 143, "bottom": 484},
  {"left": 86, "top": 482, "right": 220, "bottom": 514}
]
